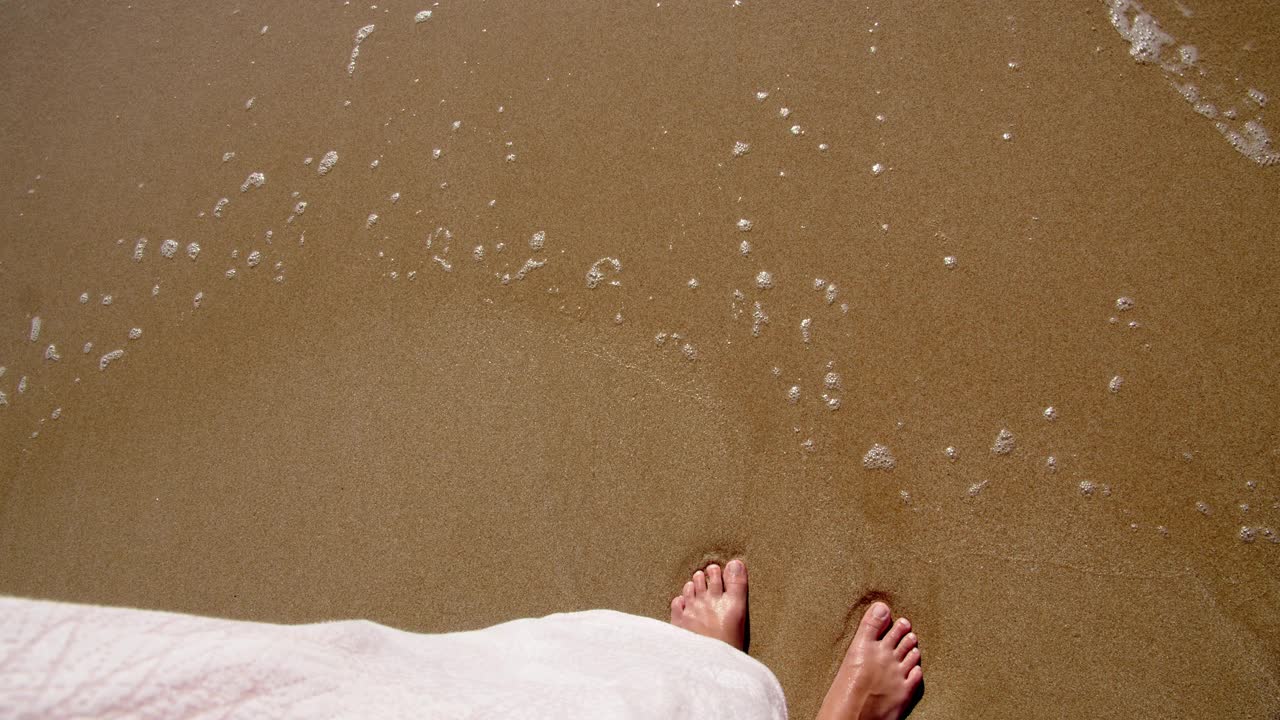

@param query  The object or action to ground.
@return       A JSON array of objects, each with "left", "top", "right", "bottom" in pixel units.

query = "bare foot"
[
  {"left": 816, "top": 601, "right": 923, "bottom": 720},
  {"left": 668, "top": 559, "right": 748, "bottom": 650}
]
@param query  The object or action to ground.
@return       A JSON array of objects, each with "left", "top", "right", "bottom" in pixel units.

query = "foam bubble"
[
  {"left": 316, "top": 151, "right": 340, "bottom": 177},
  {"left": 824, "top": 372, "right": 842, "bottom": 390},
  {"left": 687, "top": 278, "right": 700, "bottom": 289},
  {"left": 17, "top": 376, "right": 27, "bottom": 393},
  {"left": 789, "top": 125, "right": 803, "bottom": 135},
  {"left": 1046, "top": 455, "right": 1059, "bottom": 473},
  {"left": 787, "top": 385, "right": 801, "bottom": 403},
  {"left": 226, "top": 268, "right": 237, "bottom": 279},
  {"left": 739, "top": 240, "right": 751, "bottom": 256},
  {"left": 824, "top": 283, "right": 838, "bottom": 305},
  {"left": 1107, "top": 0, "right": 1174, "bottom": 63},
  {"left": 515, "top": 258, "right": 545, "bottom": 280},
  {"left": 244, "top": 96, "right": 255, "bottom": 110},
  {"left": 79, "top": 293, "right": 89, "bottom": 304},
  {"left": 755, "top": 270, "right": 773, "bottom": 289},
  {"left": 530, "top": 230, "right": 546, "bottom": 250},
  {"left": 83, "top": 342, "right": 92, "bottom": 354},
  {"left": 755, "top": 90, "right": 769, "bottom": 101},
  {"left": 871, "top": 163, "right": 884, "bottom": 175},
  {"left": 432, "top": 148, "right": 442, "bottom": 159},
  {"left": 29, "top": 316, "right": 41, "bottom": 343},
  {"left": 0, "top": 391, "right": 6, "bottom": 406},
  {"left": 1239, "top": 526, "right": 1257, "bottom": 543},
  {"left": 1043, "top": 406, "right": 1058, "bottom": 421},
  {"left": 239, "top": 172, "right": 265, "bottom": 193},
  {"left": 101, "top": 295, "right": 113, "bottom": 306},
  {"left": 44, "top": 344, "right": 59, "bottom": 361},
  {"left": 681, "top": 342, "right": 697, "bottom": 361},
  {"left": 247, "top": 250, "right": 262, "bottom": 267},
  {"left": 968, "top": 480, "right": 989, "bottom": 496},
  {"left": 132, "top": 238, "right": 147, "bottom": 262},
  {"left": 348, "top": 25, "right": 376, "bottom": 76},
  {"left": 366, "top": 213, "right": 379, "bottom": 229},
  {"left": 800, "top": 318, "right": 812, "bottom": 343},
  {"left": 222, "top": 151, "right": 236, "bottom": 162},
  {"left": 415, "top": 9, "right": 433, "bottom": 22},
  {"left": 585, "top": 257, "right": 622, "bottom": 289},
  {"left": 193, "top": 291, "right": 204, "bottom": 308},
  {"left": 943, "top": 255, "right": 957, "bottom": 269},
  {"left": 732, "top": 141, "right": 750, "bottom": 157},
  {"left": 159, "top": 239, "right": 178, "bottom": 258},
  {"left": 1115, "top": 296, "right": 1135, "bottom": 311},
  {"left": 1079, "top": 480, "right": 1096, "bottom": 496},
  {"left": 1109, "top": 375, "right": 1124, "bottom": 393},
  {"left": 944, "top": 446, "right": 959, "bottom": 460},
  {"left": 1217, "top": 119, "right": 1280, "bottom": 166},
  {"left": 432, "top": 255, "right": 452, "bottom": 272},
  {"left": 779, "top": 107, "right": 790, "bottom": 118},
  {"left": 737, "top": 218, "right": 753, "bottom": 232},
  {"left": 213, "top": 198, "right": 229, "bottom": 217},
  {"left": 862, "top": 444, "right": 896, "bottom": 470},
  {"left": 751, "top": 301, "right": 769, "bottom": 337},
  {"left": 1195, "top": 501, "right": 1211, "bottom": 515},
  {"left": 473, "top": 245, "right": 485, "bottom": 261},
  {"left": 991, "top": 428, "right": 1016, "bottom": 455},
  {"left": 99, "top": 349, "right": 124, "bottom": 371}
]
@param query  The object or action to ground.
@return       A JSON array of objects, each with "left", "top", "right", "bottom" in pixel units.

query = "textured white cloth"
[{"left": 0, "top": 596, "right": 786, "bottom": 720}]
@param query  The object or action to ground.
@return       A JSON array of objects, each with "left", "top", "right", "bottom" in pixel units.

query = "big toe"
[
  {"left": 854, "top": 601, "right": 893, "bottom": 644},
  {"left": 724, "top": 558, "right": 748, "bottom": 598}
]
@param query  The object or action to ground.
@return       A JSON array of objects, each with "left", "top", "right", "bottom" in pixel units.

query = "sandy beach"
[{"left": 1, "top": 0, "right": 1278, "bottom": 717}]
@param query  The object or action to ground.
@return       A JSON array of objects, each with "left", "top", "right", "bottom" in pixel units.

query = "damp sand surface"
[{"left": 1, "top": 1, "right": 1279, "bottom": 717}]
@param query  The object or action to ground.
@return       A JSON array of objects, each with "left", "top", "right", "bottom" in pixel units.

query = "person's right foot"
[{"left": 816, "top": 601, "right": 923, "bottom": 720}]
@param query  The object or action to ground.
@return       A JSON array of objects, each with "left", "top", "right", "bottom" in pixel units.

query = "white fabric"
[{"left": 0, "top": 596, "right": 786, "bottom": 720}]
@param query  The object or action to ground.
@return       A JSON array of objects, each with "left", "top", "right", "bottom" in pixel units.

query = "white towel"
[{"left": 0, "top": 596, "right": 787, "bottom": 719}]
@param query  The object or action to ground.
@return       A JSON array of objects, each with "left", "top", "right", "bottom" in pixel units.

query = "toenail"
[
  {"left": 907, "top": 633, "right": 916, "bottom": 642},
  {"left": 873, "top": 602, "right": 890, "bottom": 620},
  {"left": 899, "top": 618, "right": 910, "bottom": 627},
  {"left": 727, "top": 559, "right": 744, "bottom": 575}
]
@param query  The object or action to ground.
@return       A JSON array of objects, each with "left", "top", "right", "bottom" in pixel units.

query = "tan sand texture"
[{"left": 1, "top": 1, "right": 1278, "bottom": 717}]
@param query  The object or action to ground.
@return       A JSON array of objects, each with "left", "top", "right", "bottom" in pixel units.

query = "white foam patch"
[
  {"left": 318, "top": 150, "right": 339, "bottom": 176},
  {"left": 99, "top": 349, "right": 124, "bottom": 371},
  {"left": 1106, "top": 0, "right": 1280, "bottom": 166},
  {"left": 585, "top": 257, "right": 622, "bottom": 289},
  {"left": 240, "top": 172, "right": 266, "bottom": 192},
  {"left": 991, "top": 428, "right": 1016, "bottom": 455},
  {"left": 862, "top": 444, "right": 896, "bottom": 470},
  {"left": 348, "top": 25, "right": 376, "bottom": 76}
]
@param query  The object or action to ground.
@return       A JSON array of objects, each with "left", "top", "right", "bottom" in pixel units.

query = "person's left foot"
[{"left": 669, "top": 559, "right": 748, "bottom": 650}]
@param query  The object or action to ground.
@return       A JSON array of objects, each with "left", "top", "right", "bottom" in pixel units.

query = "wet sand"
[{"left": 1, "top": 0, "right": 1278, "bottom": 717}]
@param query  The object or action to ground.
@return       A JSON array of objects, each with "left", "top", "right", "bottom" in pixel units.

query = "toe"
[
  {"left": 895, "top": 632, "right": 918, "bottom": 660},
  {"left": 903, "top": 647, "right": 921, "bottom": 674},
  {"left": 907, "top": 664, "right": 923, "bottom": 689},
  {"left": 854, "top": 601, "right": 893, "bottom": 643},
  {"left": 885, "top": 616, "right": 911, "bottom": 647},
  {"left": 682, "top": 581, "right": 694, "bottom": 599},
  {"left": 705, "top": 564, "right": 724, "bottom": 595},
  {"left": 670, "top": 596, "right": 684, "bottom": 621},
  {"left": 693, "top": 570, "right": 707, "bottom": 595},
  {"left": 724, "top": 559, "right": 749, "bottom": 598}
]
